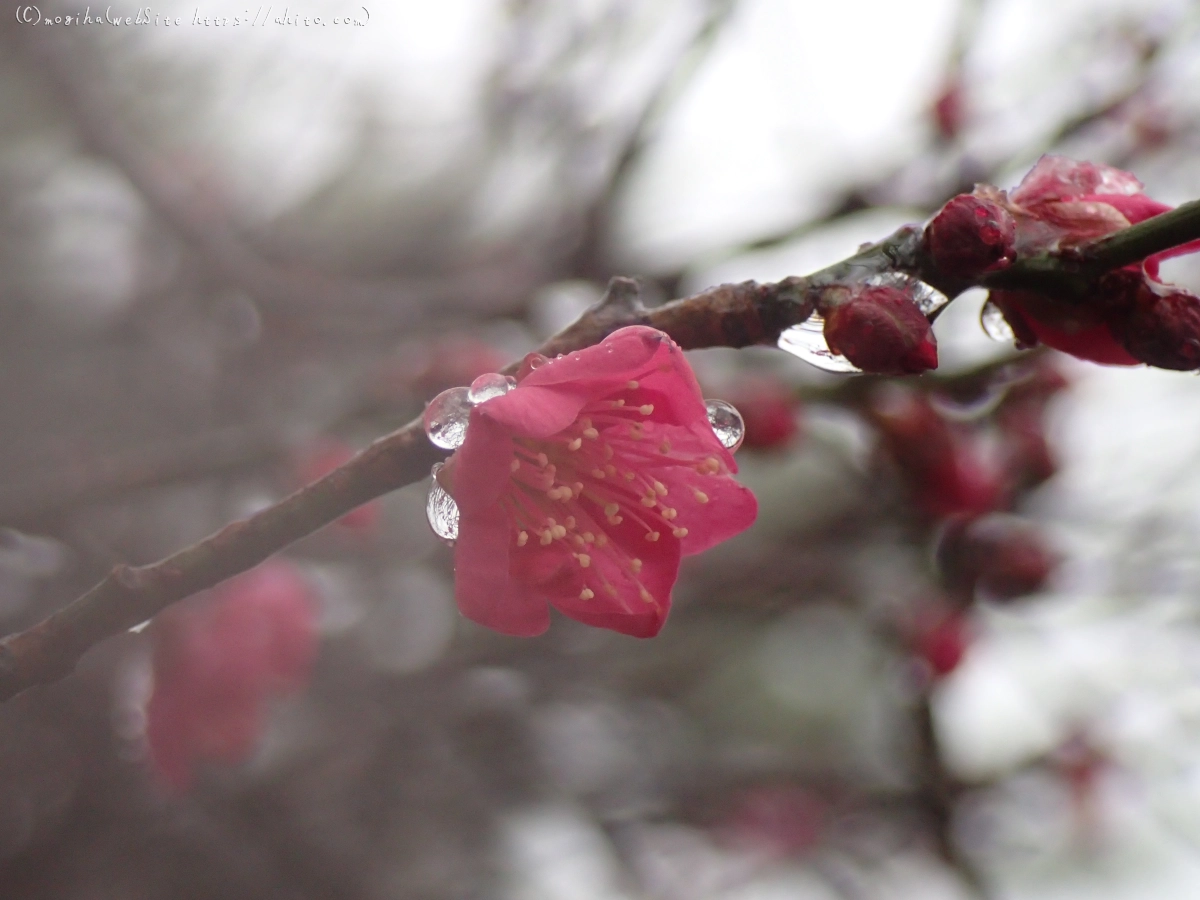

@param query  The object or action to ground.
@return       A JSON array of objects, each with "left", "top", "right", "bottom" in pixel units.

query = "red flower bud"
[
  {"left": 822, "top": 285, "right": 938, "bottom": 375},
  {"left": 932, "top": 81, "right": 964, "bottom": 142},
  {"left": 915, "top": 610, "right": 971, "bottom": 678},
  {"left": 1110, "top": 279, "right": 1200, "bottom": 371},
  {"left": 869, "top": 388, "right": 1002, "bottom": 519},
  {"left": 924, "top": 194, "right": 1016, "bottom": 279},
  {"left": 936, "top": 515, "right": 1058, "bottom": 601},
  {"left": 718, "top": 785, "right": 826, "bottom": 858}
]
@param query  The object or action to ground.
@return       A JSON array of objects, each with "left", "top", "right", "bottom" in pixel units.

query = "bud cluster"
[{"left": 922, "top": 155, "right": 1200, "bottom": 369}]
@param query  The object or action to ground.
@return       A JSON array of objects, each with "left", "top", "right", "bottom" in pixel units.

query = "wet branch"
[{"left": 1, "top": 202, "right": 1197, "bottom": 704}]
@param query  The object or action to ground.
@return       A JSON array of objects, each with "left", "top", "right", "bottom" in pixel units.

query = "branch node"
[{"left": 598, "top": 276, "right": 645, "bottom": 314}]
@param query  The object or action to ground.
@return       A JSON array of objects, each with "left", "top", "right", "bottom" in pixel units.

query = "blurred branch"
[
  {"left": 0, "top": 425, "right": 287, "bottom": 527},
  {"left": 570, "top": 0, "right": 736, "bottom": 279},
  {"left": 730, "top": 17, "right": 1167, "bottom": 260},
  {"left": 1, "top": 200, "right": 1195, "bottom": 704},
  {"left": 4, "top": 26, "right": 543, "bottom": 331},
  {"left": 913, "top": 694, "right": 991, "bottom": 899}
]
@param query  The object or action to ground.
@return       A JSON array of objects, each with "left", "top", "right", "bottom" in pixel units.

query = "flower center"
[{"left": 499, "top": 382, "right": 726, "bottom": 606}]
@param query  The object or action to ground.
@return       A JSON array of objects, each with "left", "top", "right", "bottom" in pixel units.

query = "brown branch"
[
  {"left": 1, "top": 199, "right": 1195, "bottom": 704},
  {"left": 0, "top": 275, "right": 814, "bottom": 702},
  {"left": 0, "top": 425, "right": 289, "bottom": 527},
  {"left": 913, "top": 694, "right": 992, "bottom": 899}
]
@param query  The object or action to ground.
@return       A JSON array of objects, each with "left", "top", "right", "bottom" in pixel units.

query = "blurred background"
[{"left": 3, "top": 0, "right": 1200, "bottom": 897}]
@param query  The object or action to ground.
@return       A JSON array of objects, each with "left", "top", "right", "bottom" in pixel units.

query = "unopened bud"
[
  {"left": 924, "top": 194, "right": 1016, "bottom": 279},
  {"left": 1114, "top": 281, "right": 1200, "bottom": 371},
  {"left": 936, "top": 514, "right": 1058, "bottom": 601},
  {"left": 822, "top": 285, "right": 938, "bottom": 375}
]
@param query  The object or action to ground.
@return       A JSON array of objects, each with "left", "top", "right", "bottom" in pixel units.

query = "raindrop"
[
  {"left": 467, "top": 372, "right": 517, "bottom": 404},
  {"left": 777, "top": 316, "right": 862, "bottom": 373},
  {"left": 705, "top": 399, "right": 746, "bottom": 451},
  {"left": 980, "top": 299, "right": 1015, "bottom": 342},
  {"left": 426, "top": 463, "right": 459, "bottom": 544},
  {"left": 423, "top": 386, "right": 472, "bottom": 450},
  {"left": 866, "top": 272, "right": 949, "bottom": 316}
]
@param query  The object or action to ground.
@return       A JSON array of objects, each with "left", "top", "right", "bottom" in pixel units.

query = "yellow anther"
[
  {"left": 641, "top": 494, "right": 658, "bottom": 508},
  {"left": 611, "top": 399, "right": 625, "bottom": 407},
  {"left": 594, "top": 534, "right": 609, "bottom": 548},
  {"left": 577, "top": 554, "right": 591, "bottom": 568},
  {"left": 639, "top": 587, "right": 655, "bottom": 604},
  {"left": 552, "top": 525, "right": 567, "bottom": 539},
  {"left": 645, "top": 531, "right": 660, "bottom": 542},
  {"left": 639, "top": 404, "right": 654, "bottom": 415},
  {"left": 661, "top": 507, "right": 677, "bottom": 520},
  {"left": 536, "top": 453, "right": 549, "bottom": 467},
  {"left": 626, "top": 380, "right": 639, "bottom": 390},
  {"left": 517, "top": 531, "right": 529, "bottom": 547},
  {"left": 604, "top": 503, "right": 620, "bottom": 518},
  {"left": 572, "top": 482, "right": 583, "bottom": 497},
  {"left": 580, "top": 587, "right": 595, "bottom": 600},
  {"left": 659, "top": 440, "right": 671, "bottom": 454},
  {"left": 564, "top": 517, "right": 576, "bottom": 529},
  {"left": 623, "top": 471, "right": 635, "bottom": 481},
  {"left": 591, "top": 468, "right": 607, "bottom": 479},
  {"left": 630, "top": 558, "right": 643, "bottom": 573},
  {"left": 567, "top": 437, "right": 582, "bottom": 451},
  {"left": 653, "top": 481, "right": 667, "bottom": 496},
  {"left": 540, "top": 531, "right": 553, "bottom": 546},
  {"left": 692, "top": 489, "right": 709, "bottom": 504},
  {"left": 510, "top": 459, "right": 520, "bottom": 473},
  {"left": 583, "top": 427, "right": 600, "bottom": 440},
  {"left": 583, "top": 532, "right": 596, "bottom": 544},
  {"left": 605, "top": 583, "right": 618, "bottom": 597},
  {"left": 607, "top": 514, "right": 623, "bottom": 526},
  {"left": 672, "top": 527, "right": 689, "bottom": 538}
]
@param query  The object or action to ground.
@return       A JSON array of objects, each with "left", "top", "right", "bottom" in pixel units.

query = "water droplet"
[
  {"left": 777, "top": 316, "right": 863, "bottom": 373},
  {"left": 423, "top": 386, "right": 472, "bottom": 450},
  {"left": 426, "top": 463, "right": 459, "bottom": 544},
  {"left": 705, "top": 399, "right": 745, "bottom": 451},
  {"left": 467, "top": 372, "right": 516, "bottom": 404},
  {"left": 980, "top": 299, "right": 1015, "bottom": 343},
  {"left": 865, "top": 273, "right": 949, "bottom": 315}
]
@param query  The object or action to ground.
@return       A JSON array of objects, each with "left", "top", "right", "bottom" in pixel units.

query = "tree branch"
[
  {"left": 1078, "top": 198, "right": 1200, "bottom": 275},
  {"left": 2, "top": 199, "right": 1196, "bottom": 705}
]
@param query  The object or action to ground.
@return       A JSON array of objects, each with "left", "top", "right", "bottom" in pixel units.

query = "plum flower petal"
[
  {"left": 984, "top": 155, "right": 1200, "bottom": 366},
  {"left": 145, "top": 561, "right": 317, "bottom": 791},
  {"left": 438, "top": 326, "right": 758, "bottom": 638}
]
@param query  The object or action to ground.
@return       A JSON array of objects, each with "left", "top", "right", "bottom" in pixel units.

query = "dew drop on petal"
[
  {"left": 467, "top": 373, "right": 517, "bottom": 404},
  {"left": 423, "top": 386, "right": 472, "bottom": 450},
  {"left": 705, "top": 399, "right": 746, "bottom": 451},
  {"left": 980, "top": 299, "right": 1015, "bottom": 343},
  {"left": 866, "top": 272, "right": 949, "bottom": 315},
  {"left": 777, "top": 316, "right": 863, "bottom": 373},
  {"left": 426, "top": 463, "right": 459, "bottom": 544}
]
